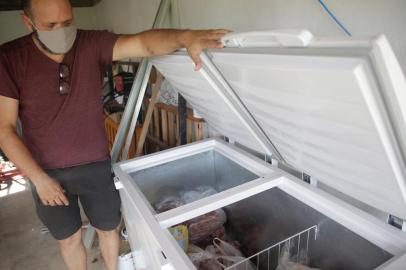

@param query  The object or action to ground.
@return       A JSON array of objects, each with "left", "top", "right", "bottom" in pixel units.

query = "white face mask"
[{"left": 32, "top": 22, "right": 77, "bottom": 54}]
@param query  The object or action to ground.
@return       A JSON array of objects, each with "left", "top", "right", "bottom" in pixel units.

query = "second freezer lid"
[{"left": 151, "top": 30, "right": 406, "bottom": 220}]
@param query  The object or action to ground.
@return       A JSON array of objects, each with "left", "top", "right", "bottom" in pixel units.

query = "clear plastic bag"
[
  {"left": 155, "top": 185, "right": 218, "bottom": 213},
  {"left": 276, "top": 244, "right": 322, "bottom": 270},
  {"left": 213, "top": 238, "right": 243, "bottom": 257},
  {"left": 188, "top": 245, "right": 222, "bottom": 270},
  {"left": 212, "top": 238, "right": 256, "bottom": 270},
  {"left": 217, "top": 256, "right": 256, "bottom": 270},
  {"left": 181, "top": 186, "right": 218, "bottom": 203}
]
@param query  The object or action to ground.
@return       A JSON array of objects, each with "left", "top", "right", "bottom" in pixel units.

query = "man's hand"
[
  {"left": 183, "top": 29, "right": 231, "bottom": 70},
  {"left": 33, "top": 176, "right": 69, "bottom": 207},
  {"left": 113, "top": 28, "right": 231, "bottom": 70}
]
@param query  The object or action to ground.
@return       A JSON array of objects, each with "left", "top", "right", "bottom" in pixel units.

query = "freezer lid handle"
[{"left": 221, "top": 29, "right": 314, "bottom": 48}]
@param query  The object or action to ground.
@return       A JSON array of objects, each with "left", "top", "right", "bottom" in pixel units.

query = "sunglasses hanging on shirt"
[{"left": 59, "top": 64, "right": 70, "bottom": 95}]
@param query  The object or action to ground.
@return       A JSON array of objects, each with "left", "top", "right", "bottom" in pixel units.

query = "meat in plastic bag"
[
  {"left": 187, "top": 209, "right": 227, "bottom": 243},
  {"left": 154, "top": 195, "right": 184, "bottom": 213}
]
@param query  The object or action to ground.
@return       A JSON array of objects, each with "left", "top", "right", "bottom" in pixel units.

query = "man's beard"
[{"left": 33, "top": 30, "right": 63, "bottom": 55}]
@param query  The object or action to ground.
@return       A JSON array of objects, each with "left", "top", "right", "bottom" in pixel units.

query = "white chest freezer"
[{"left": 113, "top": 30, "right": 406, "bottom": 270}]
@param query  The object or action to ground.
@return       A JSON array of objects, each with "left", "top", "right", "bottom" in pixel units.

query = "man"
[{"left": 0, "top": 0, "right": 229, "bottom": 269}]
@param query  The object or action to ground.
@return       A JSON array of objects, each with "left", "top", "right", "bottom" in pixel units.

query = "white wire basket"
[{"left": 223, "top": 225, "right": 319, "bottom": 270}]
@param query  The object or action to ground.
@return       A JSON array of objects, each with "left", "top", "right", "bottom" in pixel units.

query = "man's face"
[{"left": 23, "top": 0, "right": 74, "bottom": 31}]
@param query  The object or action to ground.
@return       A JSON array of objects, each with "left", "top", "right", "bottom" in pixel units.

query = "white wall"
[
  {"left": 91, "top": 0, "right": 406, "bottom": 72},
  {"left": 0, "top": 7, "right": 98, "bottom": 44},
  {"left": 1, "top": 1, "right": 405, "bottom": 72},
  {"left": 92, "top": 0, "right": 161, "bottom": 33},
  {"left": 0, "top": 11, "right": 30, "bottom": 43}
]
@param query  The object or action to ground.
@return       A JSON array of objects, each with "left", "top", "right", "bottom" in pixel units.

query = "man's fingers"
[
  {"left": 54, "top": 197, "right": 64, "bottom": 206},
  {"left": 41, "top": 199, "right": 48, "bottom": 206},
  {"left": 59, "top": 193, "right": 70, "bottom": 206},
  {"left": 205, "top": 40, "right": 223, "bottom": 49},
  {"left": 192, "top": 55, "right": 202, "bottom": 71},
  {"left": 193, "top": 56, "right": 202, "bottom": 71},
  {"left": 48, "top": 200, "right": 56, "bottom": 207},
  {"left": 194, "top": 62, "right": 202, "bottom": 71},
  {"left": 186, "top": 29, "right": 233, "bottom": 71},
  {"left": 210, "top": 33, "right": 228, "bottom": 40}
]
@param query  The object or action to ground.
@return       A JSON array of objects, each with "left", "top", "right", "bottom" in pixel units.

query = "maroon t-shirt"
[{"left": 0, "top": 30, "right": 119, "bottom": 169}]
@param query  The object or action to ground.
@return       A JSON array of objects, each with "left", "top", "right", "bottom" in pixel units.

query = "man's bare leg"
[
  {"left": 96, "top": 228, "right": 119, "bottom": 270},
  {"left": 59, "top": 228, "right": 87, "bottom": 270}
]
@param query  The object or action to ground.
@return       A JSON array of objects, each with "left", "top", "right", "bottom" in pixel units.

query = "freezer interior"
[
  {"left": 129, "top": 149, "right": 259, "bottom": 213},
  {"left": 164, "top": 187, "right": 393, "bottom": 270}
]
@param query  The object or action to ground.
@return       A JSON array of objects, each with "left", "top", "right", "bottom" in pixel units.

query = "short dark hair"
[{"left": 21, "top": 0, "right": 33, "bottom": 17}]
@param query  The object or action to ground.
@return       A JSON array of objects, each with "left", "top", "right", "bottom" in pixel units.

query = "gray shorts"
[{"left": 30, "top": 159, "right": 121, "bottom": 240}]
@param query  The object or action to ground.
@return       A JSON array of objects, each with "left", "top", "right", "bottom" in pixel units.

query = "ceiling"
[{"left": 0, "top": 0, "right": 100, "bottom": 11}]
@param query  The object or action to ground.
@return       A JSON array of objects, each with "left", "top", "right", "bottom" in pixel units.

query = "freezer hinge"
[
  {"left": 302, "top": 173, "right": 318, "bottom": 186},
  {"left": 388, "top": 215, "right": 406, "bottom": 232},
  {"left": 264, "top": 154, "right": 279, "bottom": 168},
  {"left": 226, "top": 136, "right": 236, "bottom": 145},
  {"left": 114, "top": 176, "right": 123, "bottom": 190}
]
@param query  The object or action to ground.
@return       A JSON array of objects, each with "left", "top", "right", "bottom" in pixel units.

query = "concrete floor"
[{"left": 0, "top": 179, "right": 107, "bottom": 270}]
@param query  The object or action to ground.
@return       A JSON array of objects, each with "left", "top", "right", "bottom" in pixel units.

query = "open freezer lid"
[{"left": 151, "top": 29, "right": 406, "bottom": 220}]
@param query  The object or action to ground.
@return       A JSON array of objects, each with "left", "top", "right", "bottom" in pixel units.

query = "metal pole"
[
  {"left": 111, "top": 0, "right": 172, "bottom": 163},
  {"left": 178, "top": 94, "right": 187, "bottom": 145},
  {"left": 121, "top": 62, "right": 152, "bottom": 160}
]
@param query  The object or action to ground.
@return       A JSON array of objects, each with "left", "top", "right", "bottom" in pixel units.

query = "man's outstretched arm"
[{"left": 112, "top": 29, "right": 230, "bottom": 70}]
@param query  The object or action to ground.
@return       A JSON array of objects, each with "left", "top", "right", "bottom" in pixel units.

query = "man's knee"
[
  {"left": 58, "top": 229, "right": 82, "bottom": 249},
  {"left": 95, "top": 228, "right": 117, "bottom": 239}
]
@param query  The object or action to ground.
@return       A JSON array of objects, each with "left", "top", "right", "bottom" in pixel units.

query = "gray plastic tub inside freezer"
[
  {"left": 224, "top": 188, "right": 392, "bottom": 270},
  {"left": 130, "top": 149, "right": 258, "bottom": 209}
]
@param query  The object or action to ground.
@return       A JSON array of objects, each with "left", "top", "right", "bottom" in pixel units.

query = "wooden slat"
[
  {"left": 128, "top": 125, "right": 142, "bottom": 158},
  {"left": 153, "top": 107, "right": 160, "bottom": 138},
  {"left": 175, "top": 115, "right": 180, "bottom": 145},
  {"left": 161, "top": 110, "right": 168, "bottom": 144},
  {"left": 135, "top": 74, "right": 163, "bottom": 156},
  {"left": 146, "top": 135, "right": 170, "bottom": 150},
  {"left": 167, "top": 112, "right": 176, "bottom": 146},
  {"left": 187, "top": 119, "right": 193, "bottom": 143},
  {"left": 153, "top": 108, "right": 161, "bottom": 152},
  {"left": 104, "top": 112, "right": 140, "bottom": 160},
  {"left": 153, "top": 103, "right": 205, "bottom": 122},
  {"left": 194, "top": 122, "right": 203, "bottom": 141}
]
